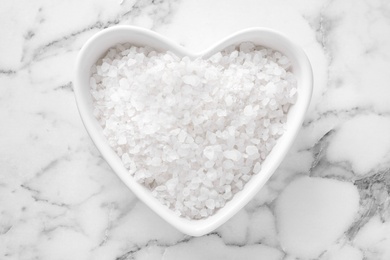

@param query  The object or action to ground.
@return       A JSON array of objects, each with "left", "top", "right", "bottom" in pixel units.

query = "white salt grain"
[
  {"left": 203, "top": 146, "right": 215, "bottom": 161},
  {"left": 206, "top": 170, "right": 218, "bottom": 181},
  {"left": 183, "top": 75, "right": 201, "bottom": 87},
  {"left": 90, "top": 42, "right": 297, "bottom": 220},
  {"left": 246, "top": 145, "right": 258, "bottom": 155},
  {"left": 205, "top": 199, "right": 216, "bottom": 209},
  {"left": 223, "top": 160, "right": 234, "bottom": 170},
  {"left": 101, "top": 62, "right": 110, "bottom": 72},
  {"left": 244, "top": 105, "right": 253, "bottom": 116},
  {"left": 253, "top": 162, "right": 261, "bottom": 173},
  {"left": 223, "top": 149, "right": 242, "bottom": 161},
  {"left": 178, "top": 130, "right": 187, "bottom": 143},
  {"left": 117, "top": 135, "right": 127, "bottom": 145},
  {"left": 225, "top": 95, "right": 233, "bottom": 106}
]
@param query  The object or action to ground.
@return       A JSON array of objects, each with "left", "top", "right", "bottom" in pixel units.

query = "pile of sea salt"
[{"left": 90, "top": 42, "right": 297, "bottom": 219}]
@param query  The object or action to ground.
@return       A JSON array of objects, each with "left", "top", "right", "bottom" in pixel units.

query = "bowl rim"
[{"left": 74, "top": 25, "right": 313, "bottom": 236}]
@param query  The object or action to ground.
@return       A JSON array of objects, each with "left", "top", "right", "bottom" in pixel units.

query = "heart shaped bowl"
[{"left": 74, "top": 25, "right": 312, "bottom": 236}]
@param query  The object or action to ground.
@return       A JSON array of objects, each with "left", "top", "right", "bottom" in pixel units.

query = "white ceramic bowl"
[{"left": 74, "top": 25, "right": 312, "bottom": 236}]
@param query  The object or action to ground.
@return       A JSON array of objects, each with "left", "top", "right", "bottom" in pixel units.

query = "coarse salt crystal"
[
  {"left": 178, "top": 130, "right": 187, "bottom": 143},
  {"left": 223, "top": 149, "right": 242, "bottom": 161},
  {"left": 244, "top": 105, "right": 253, "bottom": 116},
  {"left": 182, "top": 75, "right": 201, "bottom": 87},
  {"left": 246, "top": 145, "right": 258, "bottom": 155},
  {"left": 205, "top": 199, "right": 216, "bottom": 209},
  {"left": 203, "top": 146, "right": 215, "bottom": 161},
  {"left": 101, "top": 62, "right": 110, "bottom": 72},
  {"left": 253, "top": 162, "right": 261, "bottom": 173},
  {"left": 117, "top": 135, "right": 127, "bottom": 145},
  {"left": 225, "top": 95, "right": 233, "bottom": 106},
  {"left": 223, "top": 160, "right": 234, "bottom": 170}
]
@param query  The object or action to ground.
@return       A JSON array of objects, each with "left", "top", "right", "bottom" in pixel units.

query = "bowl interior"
[{"left": 74, "top": 26, "right": 312, "bottom": 236}]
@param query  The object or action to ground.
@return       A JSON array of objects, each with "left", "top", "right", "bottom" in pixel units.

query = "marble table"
[{"left": 1, "top": 0, "right": 390, "bottom": 259}]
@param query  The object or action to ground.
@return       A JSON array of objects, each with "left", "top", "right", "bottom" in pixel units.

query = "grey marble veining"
[{"left": 1, "top": 0, "right": 390, "bottom": 259}]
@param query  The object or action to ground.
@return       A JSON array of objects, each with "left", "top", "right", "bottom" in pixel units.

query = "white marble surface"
[{"left": 1, "top": 0, "right": 390, "bottom": 259}]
